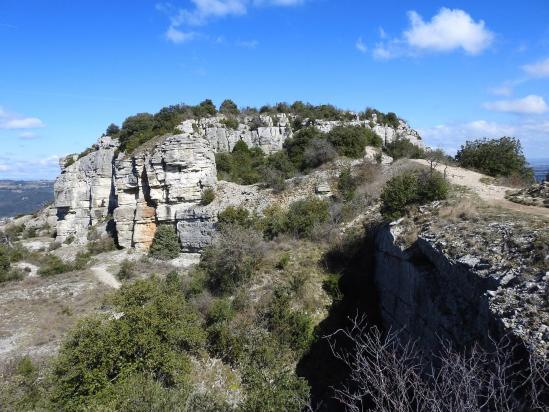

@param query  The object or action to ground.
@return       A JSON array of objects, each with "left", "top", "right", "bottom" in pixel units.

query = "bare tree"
[{"left": 326, "top": 314, "right": 548, "bottom": 412}]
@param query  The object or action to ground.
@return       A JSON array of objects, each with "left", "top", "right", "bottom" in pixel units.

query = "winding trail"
[
  {"left": 91, "top": 264, "right": 121, "bottom": 289},
  {"left": 411, "top": 159, "right": 549, "bottom": 218}
]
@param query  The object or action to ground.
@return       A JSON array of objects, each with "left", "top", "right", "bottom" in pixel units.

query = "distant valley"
[{"left": 0, "top": 180, "right": 54, "bottom": 218}]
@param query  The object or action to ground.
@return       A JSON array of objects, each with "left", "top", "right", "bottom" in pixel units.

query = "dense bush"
[
  {"left": 219, "top": 117, "right": 239, "bottom": 130},
  {"left": 285, "top": 197, "right": 330, "bottom": 238},
  {"left": 38, "top": 255, "right": 73, "bottom": 277},
  {"left": 219, "top": 99, "right": 239, "bottom": 116},
  {"left": 337, "top": 168, "right": 358, "bottom": 201},
  {"left": 201, "top": 225, "right": 265, "bottom": 294},
  {"left": 200, "top": 188, "right": 216, "bottom": 206},
  {"left": 217, "top": 205, "right": 254, "bottom": 228},
  {"left": 380, "top": 170, "right": 449, "bottom": 220},
  {"left": 117, "top": 259, "right": 135, "bottom": 280},
  {"left": 303, "top": 138, "right": 337, "bottom": 169},
  {"left": 327, "top": 126, "right": 382, "bottom": 158},
  {"left": 149, "top": 225, "right": 180, "bottom": 260},
  {"left": 215, "top": 141, "right": 265, "bottom": 185},
  {"left": 49, "top": 277, "right": 205, "bottom": 409},
  {"left": 455, "top": 137, "right": 534, "bottom": 180},
  {"left": 283, "top": 126, "right": 324, "bottom": 169},
  {"left": 193, "top": 99, "right": 217, "bottom": 118},
  {"left": 385, "top": 137, "right": 425, "bottom": 159},
  {"left": 0, "top": 245, "right": 24, "bottom": 283},
  {"left": 266, "top": 288, "right": 314, "bottom": 354}
]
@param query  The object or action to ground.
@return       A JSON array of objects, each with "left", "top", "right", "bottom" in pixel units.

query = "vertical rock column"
[{"left": 113, "top": 134, "right": 217, "bottom": 251}]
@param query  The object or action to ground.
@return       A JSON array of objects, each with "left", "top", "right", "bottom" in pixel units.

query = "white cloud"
[
  {"left": 483, "top": 95, "right": 549, "bottom": 114},
  {"left": 18, "top": 131, "right": 39, "bottom": 140},
  {"left": 165, "top": 26, "right": 196, "bottom": 43},
  {"left": 522, "top": 57, "right": 549, "bottom": 78},
  {"left": 0, "top": 154, "right": 62, "bottom": 179},
  {"left": 0, "top": 164, "right": 9, "bottom": 172},
  {"left": 371, "top": 8, "right": 493, "bottom": 59},
  {"left": 404, "top": 8, "right": 494, "bottom": 54},
  {"left": 0, "top": 107, "right": 45, "bottom": 130},
  {"left": 355, "top": 37, "right": 367, "bottom": 53},
  {"left": 160, "top": 0, "right": 306, "bottom": 43}
]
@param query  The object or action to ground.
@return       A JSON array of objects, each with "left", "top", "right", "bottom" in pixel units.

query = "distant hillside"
[{"left": 0, "top": 180, "right": 54, "bottom": 218}]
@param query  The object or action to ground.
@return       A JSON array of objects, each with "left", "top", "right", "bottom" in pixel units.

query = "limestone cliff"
[
  {"left": 372, "top": 212, "right": 549, "bottom": 357},
  {"left": 51, "top": 113, "right": 422, "bottom": 252},
  {"left": 54, "top": 136, "right": 117, "bottom": 243}
]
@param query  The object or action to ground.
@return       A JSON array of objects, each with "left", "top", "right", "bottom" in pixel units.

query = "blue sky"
[{"left": 1, "top": 0, "right": 548, "bottom": 179}]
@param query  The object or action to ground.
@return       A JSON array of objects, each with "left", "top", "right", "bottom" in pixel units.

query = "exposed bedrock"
[
  {"left": 53, "top": 136, "right": 117, "bottom": 243},
  {"left": 372, "top": 223, "right": 548, "bottom": 357},
  {"left": 113, "top": 134, "right": 217, "bottom": 250}
]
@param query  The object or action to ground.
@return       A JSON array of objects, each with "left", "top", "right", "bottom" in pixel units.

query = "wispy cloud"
[
  {"left": 0, "top": 107, "right": 45, "bottom": 130},
  {"left": 236, "top": 39, "right": 259, "bottom": 48},
  {"left": 159, "top": 0, "right": 306, "bottom": 44},
  {"left": 0, "top": 154, "right": 62, "bottom": 179},
  {"left": 18, "top": 131, "right": 39, "bottom": 140},
  {"left": 355, "top": 37, "right": 367, "bottom": 53},
  {"left": 483, "top": 95, "right": 548, "bottom": 114},
  {"left": 522, "top": 57, "right": 549, "bottom": 78},
  {"left": 370, "top": 8, "right": 494, "bottom": 59}
]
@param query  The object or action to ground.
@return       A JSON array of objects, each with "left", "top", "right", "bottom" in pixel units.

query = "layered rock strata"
[{"left": 53, "top": 137, "right": 117, "bottom": 243}]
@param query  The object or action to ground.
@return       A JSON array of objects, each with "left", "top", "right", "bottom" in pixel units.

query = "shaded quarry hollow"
[{"left": 297, "top": 224, "right": 530, "bottom": 411}]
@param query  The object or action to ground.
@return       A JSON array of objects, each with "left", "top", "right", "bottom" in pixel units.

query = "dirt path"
[
  {"left": 411, "top": 159, "right": 549, "bottom": 218},
  {"left": 91, "top": 264, "right": 121, "bottom": 289}
]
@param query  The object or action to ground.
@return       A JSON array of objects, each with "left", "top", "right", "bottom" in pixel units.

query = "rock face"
[
  {"left": 53, "top": 137, "right": 117, "bottom": 243},
  {"left": 372, "top": 217, "right": 549, "bottom": 357},
  {"left": 506, "top": 181, "right": 549, "bottom": 208},
  {"left": 51, "top": 113, "right": 423, "bottom": 252},
  {"left": 113, "top": 134, "right": 217, "bottom": 250}
]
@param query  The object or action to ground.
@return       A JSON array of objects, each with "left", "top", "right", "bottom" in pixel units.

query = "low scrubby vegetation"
[
  {"left": 456, "top": 137, "right": 534, "bottom": 183},
  {"left": 216, "top": 126, "right": 382, "bottom": 188},
  {"left": 99, "top": 99, "right": 396, "bottom": 155},
  {"left": 380, "top": 170, "right": 449, "bottom": 220}
]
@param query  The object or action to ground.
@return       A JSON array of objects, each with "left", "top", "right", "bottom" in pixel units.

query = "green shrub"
[
  {"left": 219, "top": 99, "right": 239, "bottom": 116},
  {"left": 0, "top": 245, "right": 10, "bottom": 273},
  {"left": 117, "top": 259, "right": 135, "bottom": 281},
  {"left": 456, "top": 137, "right": 534, "bottom": 180},
  {"left": 87, "top": 237, "right": 116, "bottom": 255},
  {"left": 105, "top": 123, "right": 120, "bottom": 136},
  {"left": 220, "top": 117, "right": 239, "bottom": 130},
  {"left": 380, "top": 171, "right": 449, "bottom": 220},
  {"left": 327, "top": 126, "right": 382, "bottom": 158},
  {"left": 193, "top": 99, "right": 217, "bottom": 118},
  {"left": 206, "top": 298, "right": 234, "bottom": 326},
  {"left": 337, "top": 168, "right": 358, "bottom": 201},
  {"left": 201, "top": 226, "right": 265, "bottom": 294},
  {"left": 266, "top": 288, "right": 314, "bottom": 354},
  {"left": 283, "top": 126, "right": 323, "bottom": 169},
  {"left": 323, "top": 273, "right": 343, "bottom": 302},
  {"left": 261, "top": 205, "right": 288, "bottom": 240},
  {"left": 39, "top": 255, "right": 72, "bottom": 277},
  {"left": 386, "top": 137, "right": 425, "bottom": 159},
  {"left": 303, "top": 138, "right": 337, "bottom": 169},
  {"left": 200, "top": 188, "right": 216, "bottom": 206},
  {"left": 149, "top": 225, "right": 180, "bottom": 260},
  {"left": 215, "top": 141, "right": 265, "bottom": 185},
  {"left": 49, "top": 277, "right": 206, "bottom": 409},
  {"left": 285, "top": 197, "right": 329, "bottom": 238},
  {"left": 217, "top": 206, "right": 252, "bottom": 228}
]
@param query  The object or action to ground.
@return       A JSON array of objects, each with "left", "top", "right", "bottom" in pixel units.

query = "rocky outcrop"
[
  {"left": 506, "top": 181, "right": 549, "bottom": 208},
  {"left": 51, "top": 113, "right": 423, "bottom": 253},
  {"left": 113, "top": 134, "right": 217, "bottom": 250},
  {"left": 53, "top": 137, "right": 117, "bottom": 243},
  {"left": 373, "top": 215, "right": 549, "bottom": 357},
  {"left": 177, "top": 114, "right": 292, "bottom": 154}
]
